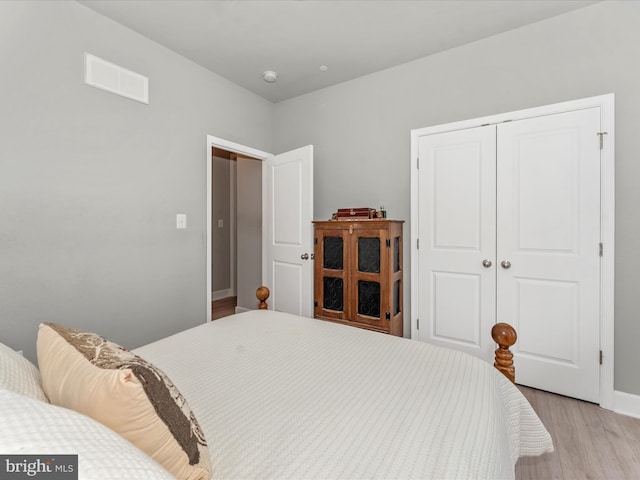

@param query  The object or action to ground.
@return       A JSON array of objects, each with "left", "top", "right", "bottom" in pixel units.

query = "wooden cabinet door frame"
[
  {"left": 350, "top": 226, "right": 390, "bottom": 327},
  {"left": 314, "top": 228, "right": 349, "bottom": 321}
]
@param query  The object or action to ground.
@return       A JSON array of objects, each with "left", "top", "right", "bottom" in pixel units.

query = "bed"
[{"left": 0, "top": 288, "right": 553, "bottom": 480}]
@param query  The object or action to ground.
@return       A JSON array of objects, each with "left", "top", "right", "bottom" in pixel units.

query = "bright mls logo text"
[{"left": 1, "top": 455, "right": 77, "bottom": 479}]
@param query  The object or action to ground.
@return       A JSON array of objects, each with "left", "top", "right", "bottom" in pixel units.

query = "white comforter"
[{"left": 135, "top": 310, "right": 553, "bottom": 479}]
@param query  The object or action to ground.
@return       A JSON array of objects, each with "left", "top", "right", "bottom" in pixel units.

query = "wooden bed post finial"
[
  {"left": 491, "top": 323, "right": 517, "bottom": 383},
  {"left": 256, "top": 286, "right": 270, "bottom": 310}
]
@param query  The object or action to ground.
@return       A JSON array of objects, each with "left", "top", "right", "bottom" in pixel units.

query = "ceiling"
[{"left": 78, "top": 0, "right": 599, "bottom": 103}]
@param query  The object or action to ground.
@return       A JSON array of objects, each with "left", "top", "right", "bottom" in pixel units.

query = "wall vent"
[{"left": 84, "top": 53, "right": 149, "bottom": 104}]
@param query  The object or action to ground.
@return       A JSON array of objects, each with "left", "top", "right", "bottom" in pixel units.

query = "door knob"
[
  {"left": 301, "top": 253, "right": 309, "bottom": 260},
  {"left": 501, "top": 260, "right": 511, "bottom": 269},
  {"left": 482, "top": 259, "right": 492, "bottom": 268}
]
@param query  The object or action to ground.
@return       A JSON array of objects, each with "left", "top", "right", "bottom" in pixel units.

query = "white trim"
[
  {"left": 206, "top": 135, "right": 271, "bottom": 323},
  {"left": 229, "top": 162, "right": 237, "bottom": 297},
  {"left": 410, "top": 93, "right": 615, "bottom": 409},
  {"left": 599, "top": 96, "right": 615, "bottom": 410},
  {"left": 614, "top": 390, "right": 640, "bottom": 419},
  {"left": 235, "top": 306, "right": 251, "bottom": 314},
  {"left": 261, "top": 160, "right": 267, "bottom": 304},
  {"left": 211, "top": 289, "right": 233, "bottom": 302}
]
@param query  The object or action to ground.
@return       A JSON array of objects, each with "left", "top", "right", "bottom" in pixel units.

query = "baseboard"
[
  {"left": 614, "top": 390, "right": 640, "bottom": 419},
  {"left": 211, "top": 289, "right": 233, "bottom": 301},
  {"left": 235, "top": 306, "right": 251, "bottom": 314}
]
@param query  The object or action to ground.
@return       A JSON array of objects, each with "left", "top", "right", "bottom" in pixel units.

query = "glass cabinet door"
[
  {"left": 322, "top": 236, "right": 344, "bottom": 312},
  {"left": 356, "top": 236, "right": 381, "bottom": 317}
]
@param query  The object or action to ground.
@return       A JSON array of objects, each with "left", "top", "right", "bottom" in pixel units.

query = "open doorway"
[
  {"left": 210, "top": 147, "right": 262, "bottom": 319},
  {"left": 207, "top": 136, "right": 315, "bottom": 321},
  {"left": 206, "top": 135, "right": 272, "bottom": 322}
]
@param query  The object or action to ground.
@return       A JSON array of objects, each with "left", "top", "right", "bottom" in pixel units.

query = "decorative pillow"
[
  {"left": 37, "top": 323, "right": 211, "bottom": 480},
  {"left": 0, "top": 387, "right": 175, "bottom": 480},
  {"left": 0, "top": 341, "right": 48, "bottom": 402}
]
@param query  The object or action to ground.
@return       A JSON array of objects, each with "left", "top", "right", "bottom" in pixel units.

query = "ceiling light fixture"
[
  {"left": 319, "top": 65, "right": 328, "bottom": 71},
  {"left": 262, "top": 70, "right": 278, "bottom": 83}
]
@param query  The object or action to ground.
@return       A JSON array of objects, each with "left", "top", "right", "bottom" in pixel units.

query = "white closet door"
[
  {"left": 417, "top": 125, "right": 497, "bottom": 360},
  {"left": 497, "top": 108, "right": 601, "bottom": 402}
]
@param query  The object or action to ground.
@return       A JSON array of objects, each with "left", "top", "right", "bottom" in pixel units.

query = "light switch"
[
  {"left": 176, "top": 214, "right": 187, "bottom": 229},
  {"left": 218, "top": 219, "right": 224, "bottom": 228}
]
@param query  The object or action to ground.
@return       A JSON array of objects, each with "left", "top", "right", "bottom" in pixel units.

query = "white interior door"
[
  {"left": 263, "top": 145, "right": 314, "bottom": 317},
  {"left": 498, "top": 108, "right": 601, "bottom": 402},
  {"left": 417, "top": 125, "right": 497, "bottom": 359}
]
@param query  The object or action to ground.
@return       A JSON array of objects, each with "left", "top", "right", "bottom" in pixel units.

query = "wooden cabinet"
[{"left": 313, "top": 220, "right": 403, "bottom": 336}]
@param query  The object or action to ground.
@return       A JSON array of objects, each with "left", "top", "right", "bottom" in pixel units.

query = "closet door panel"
[
  {"left": 417, "top": 125, "right": 496, "bottom": 359},
  {"left": 497, "top": 108, "right": 601, "bottom": 402}
]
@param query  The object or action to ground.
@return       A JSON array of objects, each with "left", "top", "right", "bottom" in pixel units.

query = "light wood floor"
[
  {"left": 516, "top": 385, "right": 640, "bottom": 479},
  {"left": 211, "top": 296, "right": 237, "bottom": 320}
]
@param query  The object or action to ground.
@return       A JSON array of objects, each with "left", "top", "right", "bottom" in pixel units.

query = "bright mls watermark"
[{"left": 0, "top": 455, "right": 77, "bottom": 479}]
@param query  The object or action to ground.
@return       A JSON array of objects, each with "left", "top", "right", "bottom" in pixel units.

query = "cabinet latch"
[
  {"left": 385, "top": 239, "right": 391, "bottom": 248},
  {"left": 385, "top": 312, "right": 391, "bottom": 320}
]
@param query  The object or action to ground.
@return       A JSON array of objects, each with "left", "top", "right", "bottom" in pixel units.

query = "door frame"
[
  {"left": 410, "top": 93, "right": 615, "bottom": 409},
  {"left": 206, "top": 135, "right": 271, "bottom": 322}
]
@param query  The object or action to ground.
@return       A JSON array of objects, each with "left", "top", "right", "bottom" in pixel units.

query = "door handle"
[
  {"left": 501, "top": 260, "right": 511, "bottom": 269},
  {"left": 301, "top": 253, "right": 309, "bottom": 260},
  {"left": 482, "top": 259, "right": 492, "bottom": 268}
]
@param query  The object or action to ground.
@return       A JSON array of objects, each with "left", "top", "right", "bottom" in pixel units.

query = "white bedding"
[
  {"left": 0, "top": 388, "right": 175, "bottom": 479},
  {"left": 135, "top": 310, "right": 553, "bottom": 479}
]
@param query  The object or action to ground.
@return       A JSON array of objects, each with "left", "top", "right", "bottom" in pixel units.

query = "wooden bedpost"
[
  {"left": 256, "top": 286, "right": 270, "bottom": 310},
  {"left": 491, "top": 323, "right": 517, "bottom": 383}
]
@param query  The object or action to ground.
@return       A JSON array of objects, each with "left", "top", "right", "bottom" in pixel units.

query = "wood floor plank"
[
  {"left": 615, "top": 413, "right": 640, "bottom": 468},
  {"left": 516, "top": 385, "right": 640, "bottom": 479},
  {"left": 552, "top": 393, "right": 606, "bottom": 478},
  {"left": 211, "top": 296, "right": 237, "bottom": 320},
  {"left": 578, "top": 400, "right": 640, "bottom": 479},
  {"left": 516, "top": 387, "right": 563, "bottom": 480}
]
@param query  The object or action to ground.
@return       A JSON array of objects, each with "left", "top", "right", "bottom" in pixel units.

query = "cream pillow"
[
  {"left": 0, "top": 341, "right": 48, "bottom": 402},
  {"left": 37, "top": 323, "right": 211, "bottom": 480}
]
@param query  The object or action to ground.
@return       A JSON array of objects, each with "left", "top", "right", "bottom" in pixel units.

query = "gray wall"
[
  {"left": 0, "top": 1, "right": 273, "bottom": 361},
  {"left": 273, "top": 1, "right": 640, "bottom": 395},
  {"left": 211, "top": 155, "right": 231, "bottom": 292}
]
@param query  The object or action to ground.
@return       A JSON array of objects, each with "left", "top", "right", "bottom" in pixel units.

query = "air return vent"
[{"left": 84, "top": 53, "right": 149, "bottom": 104}]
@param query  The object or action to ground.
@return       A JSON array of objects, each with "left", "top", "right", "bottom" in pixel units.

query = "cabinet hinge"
[
  {"left": 600, "top": 350, "right": 603, "bottom": 365},
  {"left": 314, "top": 237, "right": 318, "bottom": 245},
  {"left": 417, "top": 238, "right": 419, "bottom": 250},
  {"left": 417, "top": 318, "right": 419, "bottom": 329},
  {"left": 597, "top": 131, "right": 608, "bottom": 150},
  {"left": 386, "top": 239, "right": 391, "bottom": 248},
  {"left": 385, "top": 312, "right": 391, "bottom": 320},
  {"left": 599, "top": 242, "right": 603, "bottom": 257},
  {"left": 314, "top": 300, "right": 318, "bottom": 308},
  {"left": 417, "top": 157, "right": 419, "bottom": 169}
]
